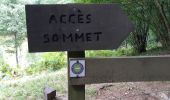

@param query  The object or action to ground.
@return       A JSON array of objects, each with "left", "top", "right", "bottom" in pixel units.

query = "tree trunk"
[
  {"left": 154, "top": 0, "right": 170, "bottom": 33},
  {"left": 154, "top": 0, "right": 170, "bottom": 46},
  {"left": 14, "top": 33, "right": 19, "bottom": 67},
  {"left": 132, "top": 21, "right": 149, "bottom": 53}
]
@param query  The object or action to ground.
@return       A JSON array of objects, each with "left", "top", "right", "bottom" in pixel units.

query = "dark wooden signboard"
[
  {"left": 25, "top": 4, "right": 133, "bottom": 52},
  {"left": 70, "top": 56, "right": 170, "bottom": 85}
]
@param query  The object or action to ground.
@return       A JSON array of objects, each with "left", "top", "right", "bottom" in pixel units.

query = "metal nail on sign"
[{"left": 25, "top": 4, "right": 134, "bottom": 52}]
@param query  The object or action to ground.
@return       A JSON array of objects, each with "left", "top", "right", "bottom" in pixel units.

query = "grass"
[
  {"left": 85, "top": 47, "right": 135, "bottom": 58},
  {"left": 0, "top": 68, "right": 67, "bottom": 100},
  {"left": 1, "top": 47, "right": 170, "bottom": 100},
  {"left": 0, "top": 68, "right": 98, "bottom": 100}
]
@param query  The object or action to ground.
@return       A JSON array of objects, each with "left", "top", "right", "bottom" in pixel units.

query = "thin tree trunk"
[
  {"left": 14, "top": 33, "right": 19, "bottom": 67},
  {"left": 16, "top": 47, "right": 19, "bottom": 67},
  {"left": 154, "top": 0, "right": 170, "bottom": 47},
  {"left": 155, "top": 0, "right": 170, "bottom": 34}
]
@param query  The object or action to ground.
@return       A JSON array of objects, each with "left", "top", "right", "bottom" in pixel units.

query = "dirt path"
[
  {"left": 88, "top": 82, "right": 170, "bottom": 100},
  {"left": 57, "top": 82, "right": 170, "bottom": 100}
]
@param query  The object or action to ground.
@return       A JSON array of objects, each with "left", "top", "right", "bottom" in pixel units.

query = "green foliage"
[
  {"left": 0, "top": 62, "right": 24, "bottom": 81},
  {"left": 0, "top": 49, "right": 4, "bottom": 64},
  {"left": 0, "top": 68, "right": 67, "bottom": 100},
  {"left": 140, "top": 47, "right": 170, "bottom": 56},
  {"left": 147, "top": 30, "right": 160, "bottom": 50},
  {"left": 40, "top": 0, "right": 73, "bottom": 4},
  {"left": 0, "top": 63, "right": 11, "bottom": 74},
  {"left": 74, "top": 0, "right": 170, "bottom": 52},
  {"left": 25, "top": 52, "right": 66, "bottom": 75},
  {"left": 0, "top": 3, "right": 26, "bottom": 47},
  {"left": 0, "top": 1, "right": 27, "bottom": 66},
  {"left": 0, "top": 63, "right": 12, "bottom": 80},
  {"left": 74, "top": 0, "right": 112, "bottom": 3},
  {"left": 148, "top": 0, "right": 170, "bottom": 47},
  {"left": 121, "top": 1, "right": 170, "bottom": 50},
  {"left": 86, "top": 47, "right": 135, "bottom": 57}
]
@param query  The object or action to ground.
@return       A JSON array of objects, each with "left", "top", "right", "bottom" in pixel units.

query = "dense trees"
[
  {"left": 0, "top": 0, "right": 27, "bottom": 66},
  {"left": 75, "top": 0, "right": 170, "bottom": 53},
  {"left": 0, "top": 0, "right": 72, "bottom": 66},
  {"left": 0, "top": 0, "right": 170, "bottom": 67},
  {"left": 125, "top": 1, "right": 170, "bottom": 52},
  {"left": 149, "top": 0, "right": 170, "bottom": 47}
]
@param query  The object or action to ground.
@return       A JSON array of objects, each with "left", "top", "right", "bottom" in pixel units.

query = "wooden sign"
[
  {"left": 69, "top": 56, "right": 170, "bottom": 85},
  {"left": 25, "top": 4, "right": 133, "bottom": 52}
]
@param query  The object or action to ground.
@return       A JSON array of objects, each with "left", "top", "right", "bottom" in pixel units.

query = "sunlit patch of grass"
[{"left": 0, "top": 68, "right": 67, "bottom": 100}]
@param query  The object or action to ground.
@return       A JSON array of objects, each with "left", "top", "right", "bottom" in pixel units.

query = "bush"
[
  {"left": 86, "top": 47, "right": 135, "bottom": 57},
  {"left": 0, "top": 63, "right": 12, "bottom": 80},
  {"left": 25, "top": 52, "right": 66, "bottom": 75}
]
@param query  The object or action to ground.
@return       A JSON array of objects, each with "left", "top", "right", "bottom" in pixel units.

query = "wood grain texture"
[
  {"left": 70, "top": 56, "right": 170, "bottom": 85},
  {"left": 68, "top": 51, "right": 85, "bottom": 100},
  {"left": 25, "top": 4, "right": 133, "bottom": 52}
]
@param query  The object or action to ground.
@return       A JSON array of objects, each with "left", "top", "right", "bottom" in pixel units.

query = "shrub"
[
  {"left": 86, "top": 47, "right": 135, "bottom": 57},
  {"left": 0, "top": 63, "right": 12, "bottom": 80},
  {"left": 25, "top": 52, "right": 66, "bottom": 75}
]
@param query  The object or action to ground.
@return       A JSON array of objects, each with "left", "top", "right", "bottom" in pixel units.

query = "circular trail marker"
[
  {"left": 72, "top": 61, "right": 84, "bottom": 74},
  {"left": 70, "top": 60, "right": 85, "bottom": 78}
]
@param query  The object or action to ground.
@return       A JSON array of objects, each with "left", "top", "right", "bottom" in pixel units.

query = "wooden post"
[
  {"left": 44, "top": 86, "right": 56, "bottom": 100},
  {"left": 67, "top": 51, "right": 85, "bottom": 100}
]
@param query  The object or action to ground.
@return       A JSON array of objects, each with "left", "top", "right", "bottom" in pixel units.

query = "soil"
[
  {"left": 57, "top": 82, "right": 170, "bottom": 100},
  {"left": 87, "top": 82, "right": 170, "bottom": 100}
]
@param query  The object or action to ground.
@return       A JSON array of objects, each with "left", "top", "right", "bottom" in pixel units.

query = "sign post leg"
[{"left": 67, "top": 51, "right": 85, "bottom": 100}]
